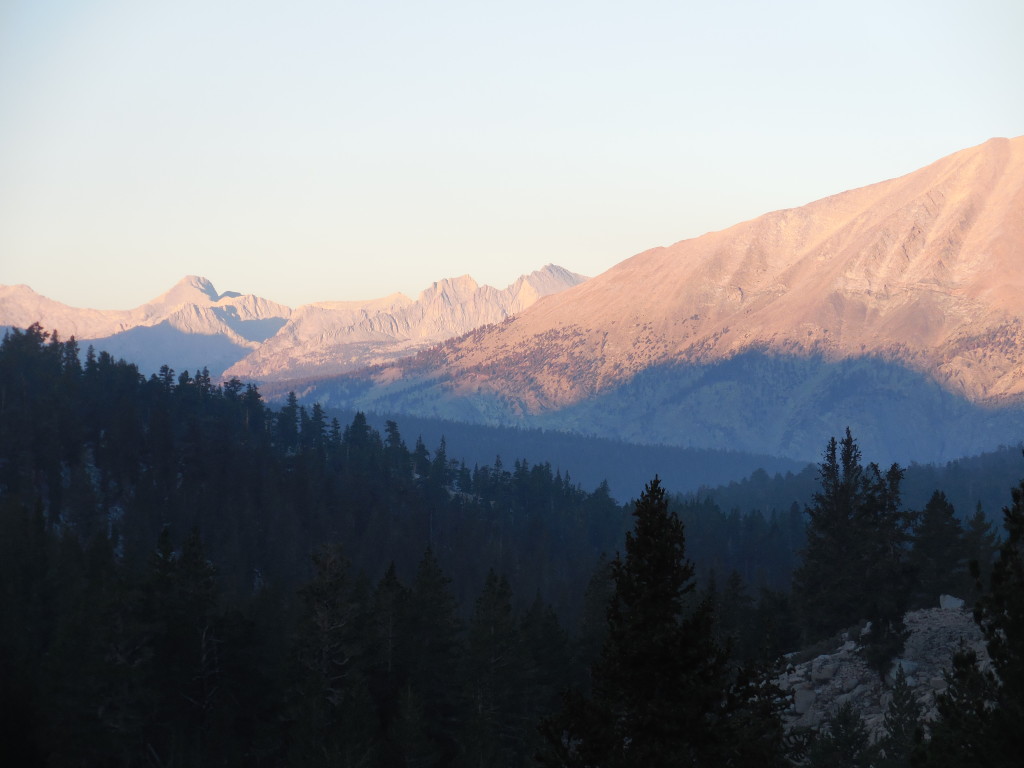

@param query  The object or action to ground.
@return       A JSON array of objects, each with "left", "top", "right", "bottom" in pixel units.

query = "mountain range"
[
  {"left": 224, "top": 265, "right": 587, "bottom": 381},
  {"left": 295, "top": 136, "right": 1024, "bottom": 464},
  {"left": 0, "top": 265, "right": 586, "bottom": 380},
  {"left": 5, "top": 137, "right": 1023, "bottom": 466}
]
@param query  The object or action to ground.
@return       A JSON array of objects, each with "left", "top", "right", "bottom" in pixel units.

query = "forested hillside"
[
  {"left": 2, "top": 324, "right": 1023, "bottom": 767},
  {"left": 262, "top": 404, "right": 807, "bottom": 502}
]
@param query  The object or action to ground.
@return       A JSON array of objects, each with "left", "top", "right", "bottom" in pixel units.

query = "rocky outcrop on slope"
[{"left": 778, "top": 600, "right": 988, "bottom": 740}]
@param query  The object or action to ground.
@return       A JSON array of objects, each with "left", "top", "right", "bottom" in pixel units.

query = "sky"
[{"left": 1, "top": 0, "right": 1022, "bottom": 310}]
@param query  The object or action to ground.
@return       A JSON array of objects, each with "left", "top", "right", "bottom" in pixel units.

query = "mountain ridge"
[
  {"left": 295, "top": 136, "right": 1024, "bottom": 462},
  {"left": 0, "top": 265, "right": 586, "bottom": 380},
  {"left": 415, "top": 136, "right": 1024, "bottom": 407}
]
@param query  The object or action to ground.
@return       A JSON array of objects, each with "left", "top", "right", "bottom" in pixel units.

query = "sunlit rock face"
[
  {"left": 0, "top": 276, "right": 293, "bottom": 376},
  {"left": 302, "top": 137, "right": 1024, "bottom": 462},
  {"left": 223, "top": 264, "right": 587, "bottom": 382},
  {"left": 0, "top": 265, "right": 586, "bottom": 381}
]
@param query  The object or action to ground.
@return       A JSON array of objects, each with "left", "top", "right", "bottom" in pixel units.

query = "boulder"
[
  {"left": 939, "top": 594, "right": 965, "bottom": 610},
  {"left": 811, "top": 656, "right": 837, "bottom": 681},
  {"left": 794, "top": 688, "right": 817, "bottom": 715}
]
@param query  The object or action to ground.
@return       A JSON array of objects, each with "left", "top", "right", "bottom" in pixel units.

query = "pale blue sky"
[{"left": 1, "top": 0, "right": 1021, "bottom": 309}]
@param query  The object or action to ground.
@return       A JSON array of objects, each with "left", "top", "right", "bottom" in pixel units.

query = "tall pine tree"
[
  {"left": 540, "top": 477, "right": 783, "bottom": 767},
  {"left": 794, "top": 430, "right": 913, "bottom": 674},
  {"left": 920, "top": 474, "right": 1024, "bottom": 766}
]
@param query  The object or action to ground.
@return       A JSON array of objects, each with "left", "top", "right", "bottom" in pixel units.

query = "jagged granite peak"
[
  {"left": 301, "top": 137, "right": 1024, "bottom": 463},
  {"left": 0, "top": 275, "right": 291, "bottom": 338},
  {"left": 1, "top": 265, "right": 587, "bottom": 382},
  {"left": 223, "top": 264, "right": 588, "bottom": 382},
  {"left": 0, "top": 276, "right": 293, "bottom": 376},
  {"left": 147, "top": 274, "right": 222, "bottom": 308}
]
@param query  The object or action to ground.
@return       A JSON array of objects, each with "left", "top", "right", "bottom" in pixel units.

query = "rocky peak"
[
  {"left": 145, "top": 275, "right": 223, "bottom": 311},
  {"left": 221, "top": 264, "right": 586, "bottom": 382}
]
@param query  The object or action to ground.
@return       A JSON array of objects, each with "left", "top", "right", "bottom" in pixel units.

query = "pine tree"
[
  {"left": 287, "top": 544, "right": 376, "bottom": 766},
  {"left": 919, "top": 475, "right": 1024, "bottom": 766},
  {"left": 878, "top": 666, "right": 922, "bottom": 768},
  {"left": 519, "top": 592, "right": 573, "bottom": 758},
  {"left": 969, "top": 475, "right": 1024, "bottom": 761},
  {"left": 917, "top": 646, "right": 998, "bottom": 766},
  {"left": 406, "top": 547, "right": 463, "bottom": 764},
  {"left": 575, "top": 555, "right": 614, "bottom": 688},
  {"left": 794, "top": 430, "right": 913, "bottom": 674},
  {"left": 540, "top": 477, "right": 781, "bottom": 767},
  {"left": 391, "top": 686, "right": 441, "bottom": 768},
  {"left": 807, "top": 702, "right": 877, "bottom": 768},
  {"left": 141, "top": 527, "right": 224, "bottom": 765},
  {"left": 368, "top": 562, "right": 412, "bottom": 750},
  {"left": 464, "top": 569, "right": 521, "bottom": 766},
  {"left": 961, "top": 504, "right": 999, "bottom": 603},
  {"left": 909, "top": 491, "right": 964, "bottom": 607},
  {"left": 275, "top": 391, "right": 299, "bottom": 450},
  {"left": 718, "top": 569, "right": 755, "bottom": 659}
]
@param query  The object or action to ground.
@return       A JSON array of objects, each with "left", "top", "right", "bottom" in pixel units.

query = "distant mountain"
[
  {"left": 0, "top": 265, "right": 585, "bottom": 379},
  {"left": 223, "top": 264, "right": 587, "bottom": 381},
  {"left": 296, "top": 136, "right": 1024, "bottom": 463},
  {"left": 0, "top": 276, "right": 291, "bottom": 376}
]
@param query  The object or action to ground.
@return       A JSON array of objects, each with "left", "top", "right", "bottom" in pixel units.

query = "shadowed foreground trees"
[
  {"left": 793, "top": 430, "right": 914, "bottom": 675},
  {"left": 538, "top": 477, "right": 786, "bottom": 767},
  {"left": 917, "top": 473, "right": 1024, "bottom": 766},
  {"left": 9, "top": 325, "right": 1024, "bottom": 765}
]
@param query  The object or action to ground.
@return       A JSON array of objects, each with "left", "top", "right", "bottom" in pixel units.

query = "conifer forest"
[{"left": 2, "top": 324, "right": 1023, "bottom": 767}]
